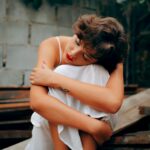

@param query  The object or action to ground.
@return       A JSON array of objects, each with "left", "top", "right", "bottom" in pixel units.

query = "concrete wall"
[{"left": 0, "top": 0, "right": 98, "bottom": 86}]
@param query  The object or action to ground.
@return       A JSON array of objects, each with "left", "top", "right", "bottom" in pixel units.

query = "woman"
[{"left": 28, "top": 14, "right": 128, "bottom": 150}]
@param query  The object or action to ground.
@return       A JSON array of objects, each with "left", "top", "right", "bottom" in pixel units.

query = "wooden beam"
[
  {"left": 0, "top": 87, "right": 30, "bottom": 100},
  {"left": 0, "top": 130, "right": 31, "bottom": 139},
  {"left": 0, "top": 98, "right": 29, "bottom": 104},
  {"left": 114, "top": 89, "right": 150, "bottom": 133},
  {"left": 107, "top": 131, "right": 150, "bottom": 145},
  {"left": 0, "top": 119, "right": 30, "bottom": 125},
  {"left": 139, "top": 106, "right": 150, "bottom": 115},
  {"left": 0, "top": 102, "right": 30, "bottom": 109}
]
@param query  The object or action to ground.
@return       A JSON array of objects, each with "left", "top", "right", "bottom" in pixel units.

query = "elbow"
[
  {"left": 109, "top": 103, "right": 121, "bottom": 114},
  {"left": 108, "top": 98, "right": 123, "bottom": 114},
  {"left": 30, "top": 93, "right": 41, "bottom": 112}
]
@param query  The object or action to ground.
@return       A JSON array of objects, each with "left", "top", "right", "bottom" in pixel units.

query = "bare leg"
[
  {"left": 33, "top": 95, "right": 112, "bottom": 143},
  {"left": 50, "top": 124, "right": 97, "bottom": 150},
  {"left": 80, "top": 131, "right": 97, "bottom": 150},
  {"left": 49, "top": 123, "right": 69, "bottom": 150}
]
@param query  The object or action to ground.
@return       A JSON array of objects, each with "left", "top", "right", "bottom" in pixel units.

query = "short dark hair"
[{"left": 73, "top": 14, "right": 128, "bottom": 73}]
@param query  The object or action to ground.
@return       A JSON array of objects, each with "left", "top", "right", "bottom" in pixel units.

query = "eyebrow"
[{"left": 83, "top": 51, "right": 97, "bottom": 60}]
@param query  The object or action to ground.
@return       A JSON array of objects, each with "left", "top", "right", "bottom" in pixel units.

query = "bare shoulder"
[
  {"left": 37, "top": 36, "right": 71, "bottom": 68},
  {"left": 39, "top": 36, "right": 70, "bottom": 50},
  {"left": 36, "top": 37, "right": 60, "bottom": 68},
  {"left": 40, "top": 37, "right": 58, "bottom": 48}
]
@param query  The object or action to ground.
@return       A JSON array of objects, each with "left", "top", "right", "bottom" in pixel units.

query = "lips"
[{"left": 66, "top": 53, "right": 73, "bottom": 61}]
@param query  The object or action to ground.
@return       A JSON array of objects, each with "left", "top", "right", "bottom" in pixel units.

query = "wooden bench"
[
  {"left": 0, "top": 87, "right": 32, "bottom": 149},
  {"left": 0, "top": 89, "right": 150, "bottom": 150},
  {"left": 100, "top": 88, "right": 150, "bottom": 149},
  {"left": 0, "top": 86, "right": 30, "bottom": 109}
]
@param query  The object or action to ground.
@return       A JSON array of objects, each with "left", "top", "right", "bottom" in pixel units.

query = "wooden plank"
[
  {"left": 4, "top": 139, "right": 30, "bottom": 150},
  {"left": 0, "top": 119, "right": 30, "bottom": 125},
  {"left": 0, "top": 107, "right": 31, "bottom": 113},
  {"left": 139, "top": 106, "right": 150, "bottom": 115},
  {"left": 0, "top": 102, "right": 30, "bottom": 109},
  {"left": 107, "top": 131, "right": 150, "bottom": 145},
  {"left": 0, "top": 87, "right": 30, "bottom": 100},
  {"left": 0, "top": 98, "right": 29, "bottom": 104},
  {"left": 0, "top": 130, "right": 31, "bottom": 139},
  {"left": 124, "top": 84, "right": 138, "bottom": 95},
  {"left": 0, "top": 86, "right": 30, "bottom": 89},
  {"left": 0, "top": 90, "right": 30, "bottom": 100},
  {"left": 114, "top": 89, "right": 150, "bottom": 133}
]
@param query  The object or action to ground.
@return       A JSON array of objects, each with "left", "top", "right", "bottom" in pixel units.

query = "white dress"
[
  {"left": 25, "top": 38, "right": 117, "bottom": 150},
  {"left": 26, "top": 64, "right": 117, "bottom": 150}
]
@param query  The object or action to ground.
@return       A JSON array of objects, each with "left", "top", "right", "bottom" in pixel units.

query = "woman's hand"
[{"left": 30, "top": 61, "right": 56, "bottom": 87}]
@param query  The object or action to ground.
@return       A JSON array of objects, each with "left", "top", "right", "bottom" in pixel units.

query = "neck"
[{"left": 59, "top": 36, "right": 71, "bottom": 64}]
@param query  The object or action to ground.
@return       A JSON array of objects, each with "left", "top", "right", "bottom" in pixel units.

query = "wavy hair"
[{"left": 73, "top": 14, "right": 128, "bottom": 73}]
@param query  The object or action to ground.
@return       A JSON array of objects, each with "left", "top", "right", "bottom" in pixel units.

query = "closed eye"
[
  {"left": 75, "top": 38, "right": 80, "bottom": 46},
  {"left": 83, "top": 53, "right": 91, "bottom": 60}
]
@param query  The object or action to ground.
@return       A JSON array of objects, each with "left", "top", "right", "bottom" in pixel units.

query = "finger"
[
  {"left": 41, "top": 64, "right": 45, "bottom": 69},
  {"left": 30, "top": 72, "right": 35, "bottom": 77},
  {"left": 30, "top": 80, "right": 34, "bottom": 85},
  {"left": 32, "top": 68, "right": 36, "bottom": 72},
  {"left": 42, "top": 63, "right": 47, "bottom": 69},
  {"left": 29, "top": 75, "right": 34, "bottom": 81},
  {"left": 43, "top": 60, "right": 46, "bottom": 64},
  {"left": 33, "top": 67, "right": 38, "bottom": 72}
]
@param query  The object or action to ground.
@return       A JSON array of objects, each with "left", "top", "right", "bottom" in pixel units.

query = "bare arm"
[
  {"left": 30, "top": 37, "right": 124, "bottom": 114},
  {"left": 51, "top": 63, "right": 124, "bottom": 113},
  {"left": 30, "top": 38, "right": 59, "bottom": 111},
  {"left": 31, "top": 62, "right": 124, "bottom": 114}
]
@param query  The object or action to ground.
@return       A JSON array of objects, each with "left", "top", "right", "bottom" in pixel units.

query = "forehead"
[
  {"left": 82, "top": 43, "right": 96, "bottom": 56},
  {"left": 74, "top": 34, "right": 97, "bottom": 55}
]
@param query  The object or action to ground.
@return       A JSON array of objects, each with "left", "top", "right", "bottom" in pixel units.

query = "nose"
[{"left": 70, "top": 49, "right": 81, "bottom": 59}]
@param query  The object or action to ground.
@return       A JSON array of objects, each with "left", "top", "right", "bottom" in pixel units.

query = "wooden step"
[
  {"left": 0, "top": 102, "right": 30, "bottom": 109},
  {"left": 114, "top": 89, "right": 150, "bottom": 133},
  {"left": 0, "top": 130, "right": 31, "bottom": 139},
  {"left": 0, "top": 86, "right": 30, "bottom": 100}
]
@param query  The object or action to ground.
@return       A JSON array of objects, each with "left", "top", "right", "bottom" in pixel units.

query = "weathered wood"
[
  {"left": 4, "top": 139, "right": 30, "bottom": 150},
  {"left": 108, "top": 131, "right": 150, "bottom": 145},
  {"left": 0, "top": 130, "right": 31, "bottom": 139},
  {"left": 124, "top": 84, "right": 138, "bottom": 95},
  {"left": 139, "top": 106, "right": 150, "bottom": 115},
  {"left": 0, "top": 87, "right": 30, "bottom": 100},
  {"left": 0, "top": 98, "right": 29, "bottom": 104},
  {"left": 0, "top": 87, "right": 32, "bottom": 149},
  {"left": 0, "top": 119, "right": 30, "bottom": 125},
  {"left": 3, "top": 89, "right": 150, "bottom": 150},
  {"left": 0, "top": 102, "right": 30, "bottom": 109},
  {"left": 114, "top": 89, "right": 150, "bottom": 133}
]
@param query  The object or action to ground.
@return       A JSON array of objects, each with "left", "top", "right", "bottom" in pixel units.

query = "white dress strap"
[{"left": 56, "top": 37, "right": 62, "bottom": 65}]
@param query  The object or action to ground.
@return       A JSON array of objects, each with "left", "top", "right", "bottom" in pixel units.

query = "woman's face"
[{"left": 63, "top": 35, "right": 97, "bottom": 66}]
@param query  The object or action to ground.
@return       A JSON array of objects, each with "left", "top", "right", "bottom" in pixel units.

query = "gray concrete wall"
[{"left": 0, "top": 0, "right": 98, "bottom": 86}]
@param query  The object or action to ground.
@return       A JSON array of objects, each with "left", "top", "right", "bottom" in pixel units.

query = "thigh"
[
  {"left": 80, "top": 131, "right": 97, "bottom": 150},
  {"left": 49, "top": 123, "right": 69, "bottom": 150}
]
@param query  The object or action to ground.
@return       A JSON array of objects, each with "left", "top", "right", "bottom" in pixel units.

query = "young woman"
[{"left": 28, "top": 14, "right": 128, "bottom": 150}]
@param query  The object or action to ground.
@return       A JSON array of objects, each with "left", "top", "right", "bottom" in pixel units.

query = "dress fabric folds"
[{"left": 25, "top": 64, "right": 117, "bottom": 150}]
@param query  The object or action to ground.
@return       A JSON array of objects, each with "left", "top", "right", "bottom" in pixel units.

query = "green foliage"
[
  {"left": 46, "top": 0, "right": 72, "bottom": 6},
  {"left": 21, "top": 0, "right": 43, "bottom": 10},
  {"left": 21, "top": 0, "right": 72, "bottom": 10}
]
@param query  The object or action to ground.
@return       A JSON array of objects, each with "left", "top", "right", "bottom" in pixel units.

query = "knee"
[
  {"left": 101, "top": 122, "right": 113, "bottom": 142},
  {"left": 99, "top": 129, "right": 112, "bottom": 145},
  {"left": 104, "top": 127, "right": 112, "bottom": 141},
  {"left": 93, "top": 121, "right": 113, "bottom": 143}
]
